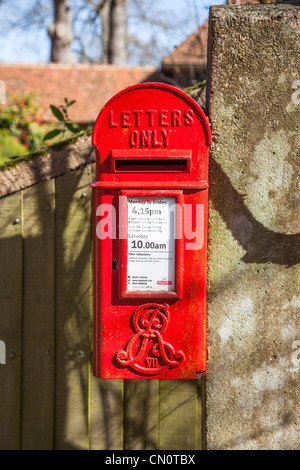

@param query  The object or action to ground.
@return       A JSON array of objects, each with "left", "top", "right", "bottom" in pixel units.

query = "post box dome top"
[
  {"left": 92, "top": 83, "right": 211, "bottom": 186},
  {"left": 92, "top": 82, "right": 211, "bottom": 151}
]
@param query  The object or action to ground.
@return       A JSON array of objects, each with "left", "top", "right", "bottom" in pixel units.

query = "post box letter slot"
[
  {"left": 115, "top": 159, "right": 188, "bottom": 173},
  {"left": 111, "top": 149, "right": 192, "bottom": 174}
]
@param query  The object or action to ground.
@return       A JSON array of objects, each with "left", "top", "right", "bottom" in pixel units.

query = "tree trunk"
[
  {"left": 101, "top": 0, "right": 128, "bottom": 65},
  {"left": 101, "top": 0, "right": 111, "bottom": 64},
  {"left": 48, "top": 0, "right": 74, "bottom": 63}
]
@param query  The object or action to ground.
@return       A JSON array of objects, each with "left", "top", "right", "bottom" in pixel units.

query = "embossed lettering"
[
  {"left": 140, "top": 130, "right": 151, "bottom": 147},
  {"left": 152, "top": 129, "right": 162, "bottom": 148},
  {"left": 108, "top": 110, "right": 118, "bottom": 128},
  {"left": 129, "top": 130, "right": 139, "bottom": 147},
  {"left": 145, "top": 357, "right": 158, "bottom": 368},
  {"left": 145, "top": 109, "right": 157, "bottom": 127},
  {"left": 129, "top": 130, "right": 172, "bottom": 148},
  {"left": 132, "top": 109, "right": 144, "bottom": 127},
  {"left": 159, "top": 110, "right": 169, "bottom": 127},
  {"left": 109, "top": 108, "right": 194, "bottom": 129},
  {"left": 183, "top": 109, "right": 194, "bottom": 126},
  {"left": 171, "top": 109, "right": 182, "bottom": 126},
  {"left": 110, "top": 107, "right": 194, "bottom": 147},
  {"left": 121, "top": 110, "right": 131, "bottom": 127},
  {"left": 161, "top": 129, "right": 171, "bottom": 147}
]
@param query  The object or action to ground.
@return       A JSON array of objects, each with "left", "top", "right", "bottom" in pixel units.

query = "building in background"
[
  {"left": 160, "top": 0, "right": 260, "bottom": 89},
  {"left": 0, "top": 1, "right": 261, "bottom": 125}
]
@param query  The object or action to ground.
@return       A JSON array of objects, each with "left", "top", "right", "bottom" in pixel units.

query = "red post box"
[{"left": 92, "top": 83, "right": 211, "bottom": 379}]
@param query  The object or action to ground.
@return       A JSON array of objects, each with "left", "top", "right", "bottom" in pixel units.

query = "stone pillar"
[{"left": 207, "top": 4, "right": 300, "bottom": 449}]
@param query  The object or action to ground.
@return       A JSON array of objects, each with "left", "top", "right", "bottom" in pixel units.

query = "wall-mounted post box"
[{"left": 92, "top": 83, "right": 211, "bottom": 379}]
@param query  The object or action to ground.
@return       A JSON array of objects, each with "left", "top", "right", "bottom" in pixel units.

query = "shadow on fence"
[{"left": 0, "top": 147, "right": 298, "bottom": 449}]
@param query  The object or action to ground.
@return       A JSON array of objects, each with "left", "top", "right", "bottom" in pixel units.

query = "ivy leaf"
[
  {"left": 65, "top": 122, "right": 80, "bottom": 134},
  {"left": 66, "top": 99, "right": 76, "bottom": 108},
  {"left": 43, "top": 129, "right": 62, "bottom": 141},
  {"left": 50, "top": 105, "right": 64, "bottom": 121}
]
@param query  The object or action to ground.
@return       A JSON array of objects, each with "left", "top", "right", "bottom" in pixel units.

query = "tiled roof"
[
  {"left": 227, "top": 0, "right": 260, "bottom": 4},
  {"left": 0, "top": 63, "right": 157, "bottom": 123},
  {"left": 162, "top": 0, "right": 260, "bottom": 68},
  {"left": 0, "top": 1, "right": 261, "bottom": 123},
  {"left": 162, "top": 21, "right": 208, "bottom": 69}
]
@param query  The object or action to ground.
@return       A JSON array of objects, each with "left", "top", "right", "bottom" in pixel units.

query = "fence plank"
[
  {"left": 196, "top": 378, "right": 205, "bottom": 450},
  {"left": 21, "top": 180, "right": 55, "bottom": 450},
  {"left": 0, "top": 193, "right": 23, "bottom": 449},
  {"left": 159, "top": 380, "right": 203, "bottom": 450},
  {"left": 88, "top": 163, "right": 124, "bottom": 450},
  {"left": 54, "top": 167, "right": 92, "bottom": 450},
  {"left": 89, "top": 378, "right": 124, "bottom": 450},
  {"left": 124, "top": 380, "right": 159, "bottom": 450}
]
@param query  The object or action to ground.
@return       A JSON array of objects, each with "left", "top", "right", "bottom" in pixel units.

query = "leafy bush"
[
  {"left": 0, "top": 129, "right": 29, "bottom": 165},
  {"left": 43, "top": 98, "right": 82, "bottom": 142},
  {"left": 0, "top": 93, "right": 83, "bottom": 166},
  {"left": 0, "top": 91, "right": 45, "bottom": 156}
]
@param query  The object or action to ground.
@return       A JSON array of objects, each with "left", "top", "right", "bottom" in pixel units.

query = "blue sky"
[{"left": 0, "top": 0, "right": 226, "bottom": 65}]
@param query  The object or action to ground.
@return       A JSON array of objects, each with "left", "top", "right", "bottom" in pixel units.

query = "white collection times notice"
[{"left": 127, "top": 197, "right": 176, "bottom": 292}]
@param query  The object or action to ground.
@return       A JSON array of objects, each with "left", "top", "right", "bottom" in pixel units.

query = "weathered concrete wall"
[{"left": 207, "top": 4, "right": 300, "bottom": 449}]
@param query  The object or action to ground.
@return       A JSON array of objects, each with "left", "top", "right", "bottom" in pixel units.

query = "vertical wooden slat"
[
  {"left": 54, "top": 167, "right": 92, "bottom": 450},
  {"left": 196, "top": 378, "right": 205, "bottom": 450},
  {"left": 21, "top": 180, "right": 55, "bottom": 449},
  {"left": 123, "top": 380, "right": 159, "bottom": 450},
  {"left": 89, "top": 379, "right": 124, "bottom": 450},
  {"left": 0, "top": 193, "right": 23, "bottom": 450},
  {"left": 88, "top": 162, "right": 124, "bottom": 450},
  {"left": 159, "top": 380, "right": 203, "bottom": 450}
]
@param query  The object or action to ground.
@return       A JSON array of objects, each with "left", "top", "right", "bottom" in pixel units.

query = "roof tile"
[{"left": 0, "top": 63, "right": 157, "bottom": 123}]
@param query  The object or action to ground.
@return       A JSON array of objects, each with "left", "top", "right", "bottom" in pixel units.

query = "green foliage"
[
  {"left": 0, "top": 93, "right": 83, "bottom": 167},
  {"left": 184, "top": 80, "right": 207, "bottom": 95},
  {"left": 0, "top": 91, "right": 45, "bottom": 157},
  {"left": 43, "top": 98, "right": 82, "bottom": 142},
  {"left": 0, "top": 130, "right": 29, "bottom": 165}
]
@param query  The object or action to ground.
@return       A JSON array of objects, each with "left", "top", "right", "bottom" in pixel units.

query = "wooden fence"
[{"left": 0, "top": 161, "right": 204, "bottom": 450}]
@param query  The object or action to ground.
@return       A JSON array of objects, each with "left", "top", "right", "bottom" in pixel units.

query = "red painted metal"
[{"left": 92, "top": 83, "right": 211, "bottom": 379}]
